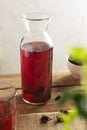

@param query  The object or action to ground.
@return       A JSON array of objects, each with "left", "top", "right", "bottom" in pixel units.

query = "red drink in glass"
[
  {"left": 0, "top": 84, "right": 17, "bottom": 130},
  {"left": 20, "top": 41, "right": 53, "bottom": 104},
  {"left": 0, "top": 101, "right": 16, "bottom": 130}
]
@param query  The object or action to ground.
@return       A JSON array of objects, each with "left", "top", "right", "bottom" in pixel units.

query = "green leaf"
[
  {"left": 58, "top": 90, "right": 71, "bottom": 106},
  {"left": 73, "top": 92, "right": 87, "bottom": 119},
  {"left": 59, "top": 108, "right": 78, "bottom": 130},
  {"left": 60, "top": 108, "right": 78, "bottom": 123}
]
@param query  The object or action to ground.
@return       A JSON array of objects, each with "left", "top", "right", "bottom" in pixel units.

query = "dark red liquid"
[
  {"left": 0, "top": 101, "right": 16, "bottom": 130},
  {"left": 20, "top": 41, "right": 53, "bottom": 104}
]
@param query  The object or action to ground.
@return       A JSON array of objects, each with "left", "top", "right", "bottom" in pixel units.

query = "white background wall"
[{"left": 0, "top": 0, "right": 87, "bottom": 74}]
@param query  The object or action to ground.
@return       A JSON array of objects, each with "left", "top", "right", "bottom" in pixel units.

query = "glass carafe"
[{"left": 20, "top": 13, "right": 53, "bottom": 105}]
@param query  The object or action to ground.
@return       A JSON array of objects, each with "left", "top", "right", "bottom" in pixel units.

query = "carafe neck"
[{"left": 22, "top": 13, "right": 51, "bottom": 33}]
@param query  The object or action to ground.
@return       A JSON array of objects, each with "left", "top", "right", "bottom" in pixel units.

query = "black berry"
[
  {"left": 56, "top": 116, "right": 63, "bottom": 123},
  {"left": 60, "top": 109, "right": 69, "bottom": 114},
  {"left": 40, "top": 115, "right": 52, "bottom": 123}
]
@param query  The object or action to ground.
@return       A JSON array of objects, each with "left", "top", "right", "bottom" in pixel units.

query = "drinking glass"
[{"left": 0, "top": 83, "right": 17, "bottom": 130}]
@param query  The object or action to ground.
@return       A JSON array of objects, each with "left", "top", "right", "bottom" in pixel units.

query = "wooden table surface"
[
  {"left": 0, "top": 70, "right": 80, "bottom": 115},
  {"left": 1, "top": 70, "right": 85, "bottom": 130}
]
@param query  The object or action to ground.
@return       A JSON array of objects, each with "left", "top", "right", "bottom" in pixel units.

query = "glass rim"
[
  {"left": 22, "top": 12, "right": 52, "bottom": 21},
  {"left": 0, "top": 83, "right": 17, "bottom": 103}
]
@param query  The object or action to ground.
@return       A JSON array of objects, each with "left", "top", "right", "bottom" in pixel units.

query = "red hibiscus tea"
[
  {"left": 20, "top": 41, "right": 53, "bottom": 104},
  {"left": 0, "top": 102, "right": 16, "bottom": 130},
  {"left": 0, "top": 84, "right": 17, "bottom": 130}
]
